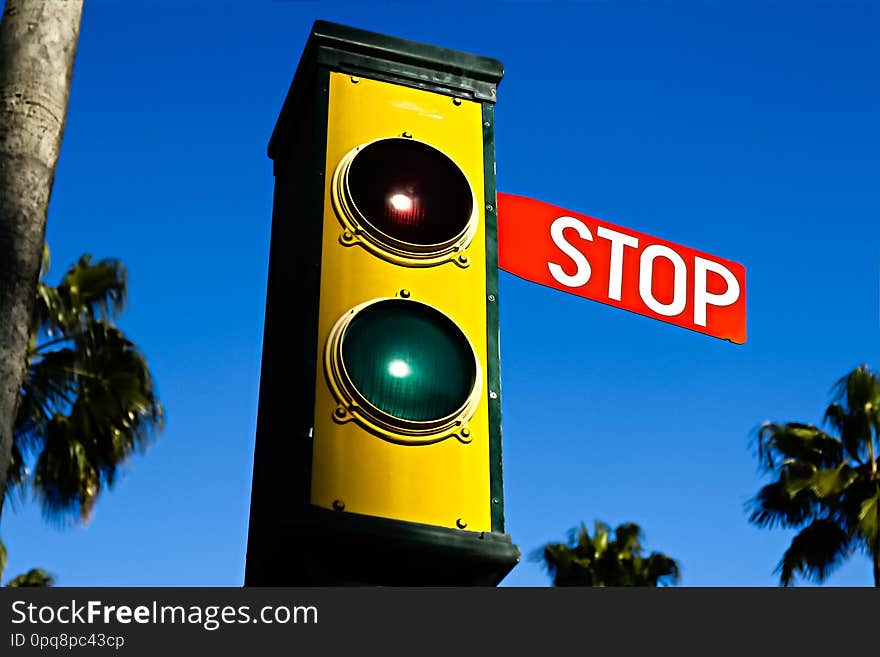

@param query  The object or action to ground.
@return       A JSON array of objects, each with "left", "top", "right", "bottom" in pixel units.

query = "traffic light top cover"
[{"left": 268, "top": 20, "right": 504, "bottom": 162}]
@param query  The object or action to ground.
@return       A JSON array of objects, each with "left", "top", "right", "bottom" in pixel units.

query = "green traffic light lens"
[{"left": 340, "top": 300, "right": 477, "bottom": 423}]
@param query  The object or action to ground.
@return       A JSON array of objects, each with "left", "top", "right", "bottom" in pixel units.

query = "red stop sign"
[{"left": 497, "top": 193, "right": 747, "bottom": 344}]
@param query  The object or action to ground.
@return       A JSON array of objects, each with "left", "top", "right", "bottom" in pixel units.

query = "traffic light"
[{"left": 245, "top": 20, "right": 519, "bottom": 585}]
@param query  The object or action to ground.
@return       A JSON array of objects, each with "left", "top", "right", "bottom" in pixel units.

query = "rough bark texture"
[{"left": 0, "top": 0, "right": 83, "bottom": 521}]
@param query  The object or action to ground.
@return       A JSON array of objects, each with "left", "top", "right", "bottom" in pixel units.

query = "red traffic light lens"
[{"left": 346, "top": 138, "right": 474, "bottom": 249}]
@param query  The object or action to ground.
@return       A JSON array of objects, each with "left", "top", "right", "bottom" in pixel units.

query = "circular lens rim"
[
  {"left": 324, "top": 297, "right": 482, "bottom": 444},
  {"left": 341, "top": 299, "right": 477, "bottom": 422},
  {"left": 345, "top": 138, "right": 474, "bottom": 249},
  {"left": 331, "top": 137, "right": 478, "bottom": 266}
]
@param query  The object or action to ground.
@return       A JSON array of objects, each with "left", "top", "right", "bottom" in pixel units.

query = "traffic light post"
[{"left": 245, "top": 21, "right": 519, "bottom": 585}]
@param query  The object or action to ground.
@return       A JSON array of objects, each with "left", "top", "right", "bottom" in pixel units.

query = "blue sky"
[{"left": 2, "top": 0, "right": 878, "bottom": 586}]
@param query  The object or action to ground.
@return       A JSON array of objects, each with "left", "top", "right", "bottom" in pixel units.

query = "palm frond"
[
  {"left": 823, "top": 403, "right": 871, "bottom": 465},
  {"left": 592, "top": 520, "right": 610, "bottom": 555},
  {"left": 70, "top": 323, "right": 163, "bottom": 462},
  {"left": 828, "top": 365, "right": 880, "bottom": 462},
  {"left": 536, "top": 520, "right": 679, "bottom": 587},
  {"left": 32, "top": 418, "right": 101, "bottom": 524},
  {"left": 856, "top": 488, "right": 879, "bottom": 543},
  {"left": 812, "top": 463, "right": 858, "bottom": 498},
  {"left": 778, "top": 462, "right": 858, "bottom": 502},
  {"left": 28, "top": 324, "right": 163, "bottom": 523},
  {"left": 831, "top": 364, "right": 880, "bottom": 414},
  {"left": 822, "top": 403, "right": 869, "bottom": 464},
  {"left": 613, "top": 522, "right": 643, "bottom": 555},
  {"left": 534, "top": 540, "right": 598, "bottom": 587},
  {"left": 17, "top": 348, "right": 79, "bottom": 447},
  {"left": 5, "top": 568, "right": 55, "bottom": 587},
  {"left": 776, "top": 518, "right": 851, "bottom": 586},
  {"left": 756, "top": 422, "right": 844, "bottom": 470},
  {"left": 643, "top": 552, "right": 681, "bottom": 586},
  {"left": 35, "top": 255, "right": 126, "bottom": 337},
  {"left": 3, "top": 442, "right": 28, "bottom": 513},
  {"left": 748, "top": 482, "right": 818, "bottom": 529}
]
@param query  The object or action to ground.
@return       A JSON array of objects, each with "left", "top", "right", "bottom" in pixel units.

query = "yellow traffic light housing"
[{"left": 246, "top": 21, "right": 518, "bottom": 585}]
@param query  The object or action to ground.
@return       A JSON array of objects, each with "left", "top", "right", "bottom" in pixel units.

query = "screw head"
[
  {"left": 453, "top": 98, "right": 462, "bottom": 106},
  {"left": 458, "top": 253, "right": 469, "bottom": 264},
  {"left": 488, "top": 294, "right": 496, "bottom": 302},
  {"left": 461, "top": 427, "right": 471, "bottom": 438},
  {"left": 489, "top": 391, "right": 498, "bottom": 399},
  {"left": 486, "top": 204, "right": 494, "bottom": 212},
  {"left": 333, "top": 499, "right": 345, "bottom": 511},
  {"left": 350, "top": 76, "right": 359, "bottom": 84},
  {"left": 456, "top": 518, "right": 467, "bottom": 529},
  {"left": 400, "top": 289, "right": 411, "bottom": 298},
  {"left": 334, "top": 406, "right": 347, "bottom": 419},
  {"left": 401, "top": 131, "right": 413, "bottom": 139},
  {"left": 341, "top": 231, "right": 353, "bottom": 242}
]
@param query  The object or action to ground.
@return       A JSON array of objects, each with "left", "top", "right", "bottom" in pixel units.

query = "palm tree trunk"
[{"left": 0, "top": 0, "right": 83, "bottom": 521}]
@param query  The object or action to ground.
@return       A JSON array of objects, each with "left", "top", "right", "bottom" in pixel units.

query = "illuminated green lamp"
[{"left": 326, "top": 298, "right": 481, "bottom": 444}]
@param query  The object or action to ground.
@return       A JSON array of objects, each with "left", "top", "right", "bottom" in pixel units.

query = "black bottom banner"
[{"left": 1, "top": 587, "right": 877, "bottom": 654}]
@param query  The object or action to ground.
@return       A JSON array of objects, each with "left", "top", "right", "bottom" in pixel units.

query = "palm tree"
[
  {"left": 534, "top": 520, "right": 680, "bottom": 586},
  {"left": 4, "top": 246, "right": 163, "bottom": 524},
  {"left": 0, "top": 0, "right": 85, "bottom": 517},
  {"left": 749, "top": 365, "right": 880, "bottom": 586},
  {"left": 6, "top": 569, "right": 55, "bottom": 587}
]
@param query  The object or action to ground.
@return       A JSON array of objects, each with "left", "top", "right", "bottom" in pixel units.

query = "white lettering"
[
  {"left": 596, "top": 226, "right": 639, "bottom": 301},
  {"left": 639, "top": 245, "right": 687, "bottom": 316},
  {"left": 11, "top": 601, "right": 26, "bottom": 624},
  {"left": 548, "top": 216, "right": 592, "bottom": 287},
  {"left": 693, "top": 257, "right": 740, "bottom": 326}
]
